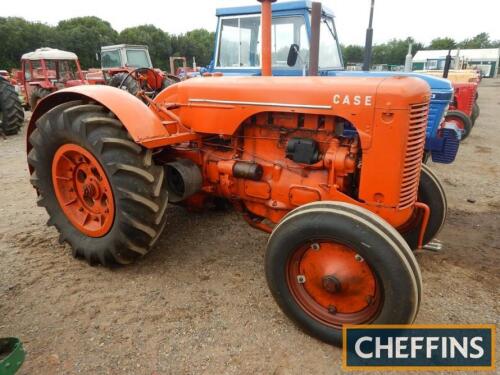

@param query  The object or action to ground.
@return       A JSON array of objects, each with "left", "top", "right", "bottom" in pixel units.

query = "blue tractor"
[{"left": 208, "top": 1, "right": 460, "bottom": 164}]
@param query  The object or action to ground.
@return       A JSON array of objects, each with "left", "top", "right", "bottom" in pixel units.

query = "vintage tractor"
[
  {"left": 20, "top": 48, "right": 87, "bottom": 110},
  {"left": 415, "top": 65, "right": 481, "bottom": 138},
  {"left": 209, "top": 0, "right": 461, "bottom": 164},
  {"left": 27, "top": 0, "right": 445, "bottom": 346},
  {"left": 86, "top": 44, "right": 178, "bottom": 98},
  {"left": 0, "top": 76, "right": 24, "bottom": 135},
  {"left": 444, "top": 82, "right": 479, "bottom": 140}
]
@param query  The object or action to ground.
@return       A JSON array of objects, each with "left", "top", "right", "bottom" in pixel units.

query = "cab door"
[{"left": 21, "top": 60, "right": 35, "bottom": 101}]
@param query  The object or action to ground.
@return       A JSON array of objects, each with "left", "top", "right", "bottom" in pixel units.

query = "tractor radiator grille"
[{"left": 399, "top": 102, "right": 429, "bottom": 209}]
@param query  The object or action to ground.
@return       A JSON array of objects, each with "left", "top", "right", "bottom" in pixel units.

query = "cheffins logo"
[{"left": 343, "top": 324, "right": 495, "bottom": 371}]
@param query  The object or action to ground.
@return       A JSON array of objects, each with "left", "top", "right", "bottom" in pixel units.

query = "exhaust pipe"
[
  {"left": 309, "top": 2, "right": 322, "bottom": 76},
  {"left": 362, "top": 0, "right": 375, "bottom": 71},
  {"left": 258, "top": 0, "right": 276, "bottom": 76},
  {"left": 443, "top": 49, "right": 452, "bottom": 79}
]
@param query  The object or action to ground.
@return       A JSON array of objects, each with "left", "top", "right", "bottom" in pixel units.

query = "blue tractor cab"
[{"left": 208, "top": 1, "right": 459, "bottom": 164}]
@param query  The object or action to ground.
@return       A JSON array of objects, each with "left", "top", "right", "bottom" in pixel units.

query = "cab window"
[
  {"left": 126, "top": 49, "right": 151, "bottom": 68},
  {"left": 217, "top": 16, "right": 261, "bottom": 68},
  {"left": 23, "top": 61, "right": 32, "bottom": 81},
  {"left": 101, "top": 50, "right": 122, "bottom": 68},
  {"left": 318, "top": 17, "right": 342, "bottom": 69},
  {"left": 216, "top": 15, "right": 309, "bottom": 69}
]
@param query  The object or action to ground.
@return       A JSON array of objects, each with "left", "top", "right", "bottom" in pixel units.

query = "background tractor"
[
  {"left": 20, "top": 48, "right": 86, "bottom": 110},
  {"left": 26, "top": 0, "right": 445, "bottom": 346},
  {"left": 0, "top": 76, "right": 24, "bottom": 135},
  {"left": 86, "top": 44, "right": 179, "bottom": 98},
  {"left": 208, "top": 0, "right": 461, "bottom": 164}
]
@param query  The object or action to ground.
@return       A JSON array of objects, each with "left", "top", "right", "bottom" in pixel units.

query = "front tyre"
[
  {"left": 265, "top": 202, "right": 420, "bottom": 346},
  {"left": 401, "top": 164, "right": 447, "bottom": 250},
  {"left": 28, "top": 101, "right": 168, "bottom": 266},
  {"left": 445, "top": 110, "right": 472, "bottom": 141}
]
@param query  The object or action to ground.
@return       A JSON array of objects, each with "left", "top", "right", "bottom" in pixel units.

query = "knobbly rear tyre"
[{"left": 28, "top": 100, "right": 168, "bottom": 266}]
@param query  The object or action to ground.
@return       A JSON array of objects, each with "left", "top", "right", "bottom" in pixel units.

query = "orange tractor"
[{"left": 27, "top": 0, "right": 445, "bottom": 346}]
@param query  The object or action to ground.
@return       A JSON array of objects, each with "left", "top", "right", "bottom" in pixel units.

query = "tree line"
[
  {"left": 341, "top": 33, "right": 500, "bottom": 67},
  {"left": 1, "top": 16, "right": 498, "bottom": 71},
  {"left": 0, "top": 16, "right": 215, "bottom": 71}
]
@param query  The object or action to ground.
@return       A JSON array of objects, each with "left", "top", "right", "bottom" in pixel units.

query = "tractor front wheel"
[
  {"left": 445, "top": 110, "right": 472, "bottom": 141},
  {"left": 265, "top": 202, "right": 421, "bottom": 346},
  {"left": 28, "top": 101, "right": 168, "bottom": 266},
  {"left": 108, "top": 73, "right": 140, "bottom": 97},
  {"left": 471, "top": 102, "right": 480, "bottom": 126},
  {"left": 400, "top": 164, "right": 447, "bottom": 250},
  {"left": 29, "top": 87, "right": 51, "bottom": 111}
]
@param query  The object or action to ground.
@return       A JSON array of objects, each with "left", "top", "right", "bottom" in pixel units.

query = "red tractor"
[
  {"left": 27, "top": 0, "right": 446, "bottom": 346},
  {"left": 86, "top": 44, "right": 178, "bottom": 98},
  {"left": 444, "top": 82, "right": 479, "bottom": 140},
  {"left": 20, "top": 48, "right": 86, "bottom": 110}
]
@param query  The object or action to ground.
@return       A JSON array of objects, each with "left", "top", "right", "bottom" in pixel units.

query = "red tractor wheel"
[
  {"left": 445, "top": 110, "right": 472, "bottom": 141},
  {"left": 266, "top": 202, "right": 420, "bottom": 346},
  {"left": 28, "top": 100, "right": 168, "bottom": 266}
]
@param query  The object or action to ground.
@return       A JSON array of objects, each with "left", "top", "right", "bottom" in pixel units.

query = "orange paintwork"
[
  {"left": 259, "top": 0, "right": 275, "bottom": 76},
  {"left": 27, "top": 85, "right": 167, "bottom": 154},
  {"left": 52, "top": 143, "right": 115, "bottom": 237},
  {"left": 28, "top": 74, "right": 430, "bottom": 235},
  {"left": 287, "top": 241, "right": 381, "bottom": 326}
]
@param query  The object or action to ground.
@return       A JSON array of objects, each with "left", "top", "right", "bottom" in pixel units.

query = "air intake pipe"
[{"left": 258, "top": 0, "right": 277, "bottom": 76}]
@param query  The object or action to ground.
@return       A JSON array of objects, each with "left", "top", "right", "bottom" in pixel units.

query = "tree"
[
  {"left": 0, "top": 17, "right": 55, "bottom": 68},
  {"left": 341, "top": 45, "right": 364, "bottom": 65},
  {"left": 119, "top": 25, "right": 173, "bottom": 71},
  {"left": 458, "top": 32, "right": 493, "bottom": 49},
  {"left": 428, "top": 37, "right": 456, "bottom": 50},
  {"left": 372, "top": 38, "right": 423, "bottom": 66},
  {"left": 173, "top": 29, "right": 215, "bottom": 67},
  {"left": 55, "top": 17, "right": 118, "bottom": 68}
]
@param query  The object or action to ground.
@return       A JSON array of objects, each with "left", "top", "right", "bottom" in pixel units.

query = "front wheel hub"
[
  {"left": 287, "top": 241, "right": 381, "bottom": 327},
  {"left": 52, "top": 143, "right": 115, "bottom": 237}
]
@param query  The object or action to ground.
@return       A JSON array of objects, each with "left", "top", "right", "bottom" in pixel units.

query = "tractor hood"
[
  {"left": 331, "top": 71, "right": 453, "bottom": 100},
  {"left": 155, "top": 75, "right": 430, "bottom": 136}
]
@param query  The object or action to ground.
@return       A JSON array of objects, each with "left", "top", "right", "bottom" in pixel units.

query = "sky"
[{"left": 3, "top": 0, "right": 500, "bottom": 46}]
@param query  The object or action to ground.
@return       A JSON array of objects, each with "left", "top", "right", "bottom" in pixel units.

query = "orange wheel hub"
[
  {"left": 287, "top": 241, "right": 381, "bottom": 327},
  {"left": 52, "top": 144, "right": 115, "bottom": 237}
]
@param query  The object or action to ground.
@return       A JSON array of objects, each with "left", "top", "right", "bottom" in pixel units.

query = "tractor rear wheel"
[
  {"left": 400, "top": 164, "right": 447, "bottom": 250},
  {"left": 28, "top": 100, "right": 168, "bottom": 266},
  {"left": 30, "top": 87, "right": 51, "bottom": 111},
  {"left": 445, "top": 110, "right": 472, "bottom": 141},
  {"left": 0, "top": 78, "right": 24, "bottom": 135},
  {"left": 108, "top": 73, "right": 140, "bottom": 96},
  {"left": 266, "top": 202, "right": 420, "bottom": 346},
  {"left": 471, "top": 102, "right": 480, "bottom": 126}
]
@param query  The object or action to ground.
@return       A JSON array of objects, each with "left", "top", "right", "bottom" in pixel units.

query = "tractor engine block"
[{"left": 167, "top": 112, "right": 360, "bottom": 225}]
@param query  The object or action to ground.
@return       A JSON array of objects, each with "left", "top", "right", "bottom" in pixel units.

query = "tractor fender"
[{"left": 27, "top": 85, "right": 167, "bottom": 153}]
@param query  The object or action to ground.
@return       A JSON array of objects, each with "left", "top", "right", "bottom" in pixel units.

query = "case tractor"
[
  {"left": 27, "top": 0, "right": 447, "bottom": 346},
  {"left": 86, "top": 44, "right": 179, "bottom": 99},
  {"left": 209, "top": 0, "right": 461, "bottom": 164},
  {"left": 20, "top": 48, "right": 87, "bottom": 110}
]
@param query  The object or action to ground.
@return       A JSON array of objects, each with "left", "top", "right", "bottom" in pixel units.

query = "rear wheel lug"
[
  {"left": 327, "top": 305, "right": 337, "bottom": 314},
  {"left": 297, "top": 275, "right": 306, "bottom": 284}
]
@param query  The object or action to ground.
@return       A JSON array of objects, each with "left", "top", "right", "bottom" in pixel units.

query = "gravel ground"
[{"left": 0, "top": 79, "right": 499, "bottom": 375}]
